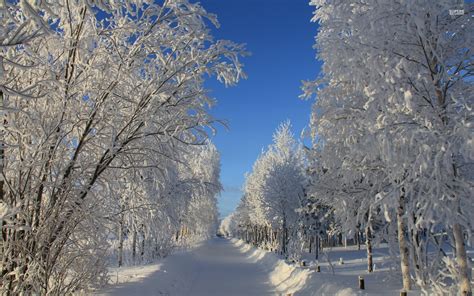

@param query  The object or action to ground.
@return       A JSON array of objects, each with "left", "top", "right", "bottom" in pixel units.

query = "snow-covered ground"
[
  {"left": 96, "top": 238, "right": 421, "bottom": 295},
  {"left": 96, "top": 238, "right": 273, "bottom": 295},
  {"left": 231, "top": 239, "right": 420, "bottom": 295}
]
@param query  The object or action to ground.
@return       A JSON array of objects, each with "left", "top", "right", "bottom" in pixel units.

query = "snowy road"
[{"left": 99, "top": 238, "right": 275, "bottom": 296}]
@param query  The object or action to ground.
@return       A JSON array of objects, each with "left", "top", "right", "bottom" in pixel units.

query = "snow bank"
[
  {"left": 231, "top": 239, "right": 409, "bottom": 295},
  {"left": 232, "top": 239, "right": 312, "bottom": 294}
]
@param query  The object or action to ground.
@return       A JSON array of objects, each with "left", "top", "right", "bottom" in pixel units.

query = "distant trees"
[
  {"left": 227, "top": 0, "right": 472, "bottom": 294},
  {"left": 231, "top": 122, "right": 307, "bottom": 256},
  {"left": 1, "top": 1, "right": 244, "bottom": 294},
  {"left": 106, "top": 142, "right": 221, "bottom": 267}
]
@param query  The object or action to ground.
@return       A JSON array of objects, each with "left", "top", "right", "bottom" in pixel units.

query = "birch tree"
[{"left": 305, "top": 0, "right": 473, "bottom": 293}]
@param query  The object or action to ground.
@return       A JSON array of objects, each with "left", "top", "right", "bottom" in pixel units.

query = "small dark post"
[
  {"left": 358, "top": 276, "right": 365, "bottom": 290},
  {"left": 316, "top": 265, "right": 320, "bottom": 272},
  {"left": 400, "top": 291, "right": 407, "bottom": 296}
]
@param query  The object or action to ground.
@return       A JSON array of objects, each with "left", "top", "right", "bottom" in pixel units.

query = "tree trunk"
[
  {"left": 0, "top": 89, "right": 7, "bottom": 288},
  {"left": 320, "top": 234, "right": 324, "bottom": 252},
  {"left": 315, "top": 235, "right": 319, "bottom": 260},
  {"left": 410, "top": 216, "right": 427, "bottom": 287},
  {"left": 309, "top": 236, "right": 312, "bottom": 254},
  {"left": 397, "top": 194, "right": 411, "bottom": 291},
  {"left": 453, "top": 223, "right": 472, "bottom": 296},
  {"left": 281, "top": 214, "right": 287, "bottom": 255},
  {"left": 366, "top": 225, "right": 373, "bottom": 273},
  {"left": 357, "top": 232, "right": 361, "bottom": 250},
  {"left": 132, "top": 229, "right": 137, "bottom": 263},
  {"left": 140, "top": 225, "right": 145, "bottom": 261},
  {"left": 118, "top": 220, "right": 124, "bottom": 267},
  {"left": 0, "top": 90, "right": 4, "bottom": 241}
]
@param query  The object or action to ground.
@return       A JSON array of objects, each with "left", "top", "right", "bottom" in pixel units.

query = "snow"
[
  {"left": 105, "top": 264, "right": 163, "bottom": 289},
  {"left": 232, "top": 239, "right": 411, "bottom": 296},
  {"left": 96, "top": 238, "right": 273, "bottom": 296},
  {"left": 96, "top": 238, "right": 419, "bottom": 295}
]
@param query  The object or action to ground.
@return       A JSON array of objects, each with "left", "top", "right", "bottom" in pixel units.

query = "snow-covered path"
[{"left": 99, "top": 238, "right": 274, "bottom": 296}]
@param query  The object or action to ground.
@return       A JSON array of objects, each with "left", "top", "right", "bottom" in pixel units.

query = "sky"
[{"left": 196, "top": 0, "right": 322, "bottom": 218}]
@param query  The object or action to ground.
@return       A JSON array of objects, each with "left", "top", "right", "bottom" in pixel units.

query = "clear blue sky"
[{"left": 198, "top": 0, "right": 322, "bottom": 218}]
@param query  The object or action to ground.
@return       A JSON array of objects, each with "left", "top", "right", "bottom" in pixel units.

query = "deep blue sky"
[{"left": 198, "top": 0, "right": 322, "bottom": 218}]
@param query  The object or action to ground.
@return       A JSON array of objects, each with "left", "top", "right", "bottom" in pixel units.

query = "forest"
[
  {"left": 1, "top": 0, "right": 473, "bottom": 295},
  {"left": 223, "top": 1, "right": 473, "bottom": 295},
  {"left": 1, "top": 1, "right": 245, "bottom": 294}
]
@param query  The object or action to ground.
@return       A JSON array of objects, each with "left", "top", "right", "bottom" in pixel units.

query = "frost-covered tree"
[
  {"left": 177, "top": 143, "right": 222, "bottom": 244},
  {"left": 0, "top": 1, "right": 244, "bottom": 294},
  {"left": 232, "top": 122, "right": 307, "bottom": 256},
  {"left": 105, "top": 141, "right": 222, "bottom": 265},
  {"left": 304, "top": 0, "right": 472, "bottom": 293},
  {"left": 219, "top": 213, "right": 237, "bottom": 237}
]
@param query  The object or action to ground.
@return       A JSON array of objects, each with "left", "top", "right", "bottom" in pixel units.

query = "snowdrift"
[{"left": 231, "top": 239, "right": 411, "bottom": 296}]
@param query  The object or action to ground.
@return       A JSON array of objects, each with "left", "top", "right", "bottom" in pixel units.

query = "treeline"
[
  {"left": 0, "top": 1, "right": 244, "bottom": 294},
  {"left": 225, "top": 0, "right": 473, "bottom": 294}
]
